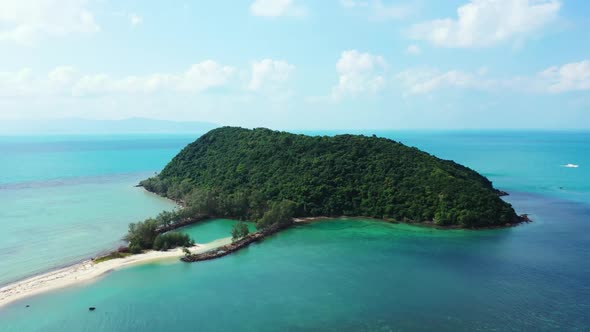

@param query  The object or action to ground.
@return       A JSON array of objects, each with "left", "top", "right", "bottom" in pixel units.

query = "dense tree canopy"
[
  {"left": 125, "top": 210, "right": 196, "bottom": 252},
  {"left": 141, "top": 127, "right": 518, "bottom": 227}
]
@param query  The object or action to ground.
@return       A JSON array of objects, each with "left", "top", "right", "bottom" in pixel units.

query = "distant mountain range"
[{"left": 0, "top": 118, "right": 219, "bottom": 135}]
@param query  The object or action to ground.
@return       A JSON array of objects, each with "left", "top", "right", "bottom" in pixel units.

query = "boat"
[{"left": 564, "top": 164, "right": 580, "bottom": 168}]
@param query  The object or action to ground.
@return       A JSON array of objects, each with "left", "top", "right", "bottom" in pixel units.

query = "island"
[
  {"left": 0, "top": 127, "right": 529, "bottom": 308},
  {"left": 135, "top": 127, "right": 525, "bottom": 261}
]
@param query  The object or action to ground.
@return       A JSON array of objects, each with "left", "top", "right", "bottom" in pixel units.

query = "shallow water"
[
  {"left": 1, "top": 204, "right": 589, "bottom": 331},
  {"left": 0, "top": 131, "right": 589, "bottom": 331},
  {"left": 0, "top": 135, "right": 196, "bottom": 285}
]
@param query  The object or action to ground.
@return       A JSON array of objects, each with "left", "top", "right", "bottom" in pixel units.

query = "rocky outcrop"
[
  {"left": 519, "top": 214, "right": 532, "bottom": 223},
  {"left": 496, "top": 190, "right": 510, "bottom": 197},
  {"left": 181, "top": 222, "right": 292, "bottom": 263}
]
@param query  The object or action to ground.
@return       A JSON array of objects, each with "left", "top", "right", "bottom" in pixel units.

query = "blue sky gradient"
[{"left": 0, "top": 0, "right": 589, "bottom": 129}]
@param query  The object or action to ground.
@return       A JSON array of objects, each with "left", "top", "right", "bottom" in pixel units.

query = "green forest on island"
[{"left": 138, "top": 127, "right": 518, "bottom": 235}]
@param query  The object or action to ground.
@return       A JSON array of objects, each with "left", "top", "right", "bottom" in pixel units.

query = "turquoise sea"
[
  {"left": 0, "top": 131, "right": 589, "bottom": 331},
  {"left": 0, "top": 135, "right": 190, "bottom": 285}
]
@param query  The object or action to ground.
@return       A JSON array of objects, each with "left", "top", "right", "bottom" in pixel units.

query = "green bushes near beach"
[
  {"left": 125, "top": 214, "right": 195, "bottom": 252},
  {"left": 153, "top": 232, "right": 194, "bottom": 251},
  {"left": 231, "top": 221, "right": 250, "bottom": 242},
  {"left": 256, "top": 200, "right": 296, "bottom": 229}
]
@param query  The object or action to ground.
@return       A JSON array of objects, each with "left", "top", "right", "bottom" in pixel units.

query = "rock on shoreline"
[{"left": 181, "top": 222, "right": 290, "bottom": 263}]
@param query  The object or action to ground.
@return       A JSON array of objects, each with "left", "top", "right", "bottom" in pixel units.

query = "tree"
[
  {"left": 256, "top": 200, "right": 296, "bottom": 229},
  {"left": 126, "top": 217, "right": 194, "bottom": 252},
  {"left": 129, "top": 244, "right": 142, "bottom": 254},
  {"left": 153, "top": 232, "right": 194, "bottom": 251},
  {"left": 156, "top": 210, "right": 175, "bottom": 229},
  {"left": 182, "top": 247, "right": 191, "bottom": 258},
  {"left": 125, "top": 219, "right": 158, "bottom": 250},
  {"left": 231, "top": 221, "right": 250, "bottom": 242}
]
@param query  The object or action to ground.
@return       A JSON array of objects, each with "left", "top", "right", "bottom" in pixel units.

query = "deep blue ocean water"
[{"left": 0, "top": 130, "right": 588, "bottom": 331}]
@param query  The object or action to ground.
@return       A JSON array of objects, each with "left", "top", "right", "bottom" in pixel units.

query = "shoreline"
[
  {"left": 0, "top": 237, "right": 232, "bottom": 309},
  {"left": 182, "top": 221, "right": 291, "bottom": 263},
  {"left": 293, "top": 215, "right": 532, "bottom": 230}
]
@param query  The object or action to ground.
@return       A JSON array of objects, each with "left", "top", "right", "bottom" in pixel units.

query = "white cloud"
[
  {"left": 250, "top": 0, "right": 305, "bottom": 17},
  {"left": 397, "top": 68, "right": 490, "bottom": 95},
  {"left": 332, "top": 50, "right": 388, "bottom": 99},
  {"left": 397, "top": 60, "right": 590, "bottom": 95},
  {"left": 0, "top": 61, "right": 236, "bottom": 97},
  {"left": 75, "top": 61, "right": 235, "bottom": 96},
  {"left": 129, "top": 13, "right": 143, "bottom": 26},
  {"left": 0, "top": 0, "right": 99, "bottom": 44},
  {"left": 3, "top": 58, "right": 588, "bottom": 105},
  {"left": 539, "top": 60, "right": 590, "bottom": 93},
  {"left": 249, "top": 59, "right": 295, "bottom": 91},
  {"left": 406, "top": 44, "right": 421, "bottom": 55},
  {"left": 408, "top": 0, "right": 561, "bottom": 48},
  {"left": 341, "top": 0, "right": 414, "bottom": 20},
  {"left": 176, "top": 61, "right": 235, "bottom": 92}
]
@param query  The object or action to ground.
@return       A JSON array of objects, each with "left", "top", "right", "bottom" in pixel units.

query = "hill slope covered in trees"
[{"left": 141, "top": 127, "right": 519, "bottom": 228}]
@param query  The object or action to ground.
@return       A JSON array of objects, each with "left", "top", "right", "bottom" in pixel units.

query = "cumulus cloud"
[
  {"left": 397, "top": 60, "right": 590, "bottom": 95},
  {"left": 250, "top": 0, "right": 305, "bottom": 17},
  {"left": 539, "top": 60, "right": 590, "bottom": 93},
  {"left": 408, "top": 0, "right": 561, "bottom": 48},
  {"left": 249, "top": 59, "right": 295, "bottom": 91},
  {"left": 0, "top": 0, "right": 99, "bottom": 44},
  {"left": 332, "top": 50, "right": 388, "bottom": 99},
  {"left": 0, "top": 61, "right": 236, "bottom": 97},
  {"left": 397, "top": 68, "right": 491, "bottom": 95},
  {"left": 176, "top": 61, "right": 236, "bottom": 92}
]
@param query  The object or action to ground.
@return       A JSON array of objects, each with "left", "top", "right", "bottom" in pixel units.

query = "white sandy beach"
[{"left": 0, "top": 237, "right": 232, "bottom": 308}]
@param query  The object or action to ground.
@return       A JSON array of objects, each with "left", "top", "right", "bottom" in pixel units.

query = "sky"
[{"left": 0, "top": 0, "right": 589, "bottom": 130}]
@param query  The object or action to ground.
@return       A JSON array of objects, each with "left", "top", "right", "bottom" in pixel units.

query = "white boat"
[{"left": 564, "top": 164, "right": 580, "bottom": 168}]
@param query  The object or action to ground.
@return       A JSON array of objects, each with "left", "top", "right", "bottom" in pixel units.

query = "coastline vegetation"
[
  {"left": 93, "top": 249, "right": 132, "bottom": 263},
  {"left": 125, "top": 210, "right": 196, "bottom": 253},
  {"left": 231, "top": 221, "right": 250, "bottom": 242},
  {"left": 120, "top": 127, "right": 523, "bottom": 260},
  {"left": 153, "top": 232, "right": 194, "bottom": 251}
]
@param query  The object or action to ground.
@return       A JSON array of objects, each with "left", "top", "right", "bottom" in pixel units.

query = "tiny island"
[{"left": 126, "top": 126, "right": 528, "bottom": 262}]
